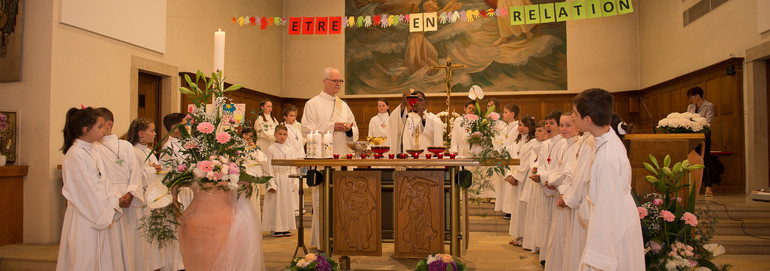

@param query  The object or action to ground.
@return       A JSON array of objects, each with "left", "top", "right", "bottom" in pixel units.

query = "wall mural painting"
[{"left": 345, "top": 0, "right": 567, "bottom": 95}]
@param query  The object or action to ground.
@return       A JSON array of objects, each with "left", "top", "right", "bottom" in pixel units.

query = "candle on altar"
[
  {"left": 312, "top": 131, "right": 322, "bottom": 158},
  {"left": 322, "top": 131, "right": 333, "bottom": 158},
  {"left": 214, "top": 29, "right": 226, "bottom": 74}
]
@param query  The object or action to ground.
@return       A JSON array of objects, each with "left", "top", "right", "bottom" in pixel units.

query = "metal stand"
[{"left": 290, "top": 174, "right": 308, "bottom": 259}]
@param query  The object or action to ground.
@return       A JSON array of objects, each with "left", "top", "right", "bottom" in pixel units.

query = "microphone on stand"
[{"left": 638, "top": 94, "right": 657, "bottom": 134}]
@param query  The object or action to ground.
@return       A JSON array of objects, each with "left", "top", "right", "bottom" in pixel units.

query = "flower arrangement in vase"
[
  {"left": 140, "top": 70, "right": 272, "bottom": 247},
  {"left": 637, "top": 154, "right": 728, "bottom": 270},
  {"left": 287, "top": 253, "right": 338, "bottom": 271},
  {"left": 414, "top": 253, "right": 466, "bottom": 271},
  {"left": 657, "top": 112, "right": 710, "bottom": 134}
]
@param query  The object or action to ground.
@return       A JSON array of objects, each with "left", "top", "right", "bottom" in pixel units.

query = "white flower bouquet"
[{"left": 657, "top": 112, "right": 710, "bottom": 133}]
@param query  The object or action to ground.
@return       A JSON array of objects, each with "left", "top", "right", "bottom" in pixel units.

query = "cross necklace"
[{"left": 104, "top": 142, "right": 124, "bottom": 165}]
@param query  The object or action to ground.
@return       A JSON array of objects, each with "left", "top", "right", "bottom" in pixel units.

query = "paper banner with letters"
[{"left": 233, "top": 0, "right": 632, "bottom": 34}]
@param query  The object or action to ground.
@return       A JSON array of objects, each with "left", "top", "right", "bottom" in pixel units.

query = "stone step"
[
  {"left": 714, "top": 219, "right": 770, "bottom": 236},
  {"left": 710, "top": 235, "right": 770, "bottom": 255},
  {"left": 468, "top": 216, "right": 509, "bottom": 233},
  {"left": 0, "top": 244, "right": 57, "bottom": 271},
  {"left": 696, "top": 201, "right": 770, "bottom": 220}
]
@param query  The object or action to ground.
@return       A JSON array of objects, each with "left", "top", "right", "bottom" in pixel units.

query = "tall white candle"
[
  {"left": 312, "top": 131, "right": 323, "bottom": 158},
  {"left": 214, "top": 29, "right": 226, "bottom": 75},
  {"left": 322, "top": 131, "right": 333, "bottom": 158}
]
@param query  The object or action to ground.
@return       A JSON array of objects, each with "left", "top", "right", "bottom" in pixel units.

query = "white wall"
[{"left": 638, "top": 0, "right": 770, "bottom": 88}]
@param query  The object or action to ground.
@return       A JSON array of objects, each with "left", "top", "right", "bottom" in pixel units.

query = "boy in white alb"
[
  {"left": 283, "top": 105, "right": 305, "bottom": 215},
  {"left": 263, "top": 125, "right": 298, "bottom": 237},
  {"left": 530, "top": 110, "right": 564, "bottom": 264},
  {"left": 573, "top": 88, "right": 644, "bottom": 271},
  {"left": 520, "top": 121, "right": 547, "bottom": 251},
  {"left": 158, "top": 113, "right": 189, "bottom": 271},
  {"left": 92, "top": 108, "right": 145, "bottom": 271}
]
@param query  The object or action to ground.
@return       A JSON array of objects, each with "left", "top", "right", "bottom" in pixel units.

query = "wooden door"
[{"left": 137, "top": 72, "right": 162, "bottom": 145}]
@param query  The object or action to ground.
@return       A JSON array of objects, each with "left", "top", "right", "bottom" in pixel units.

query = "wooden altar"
[
  {"left": 623, "top": 134, "right": 705, "bottom": 199},
  {"left": 271, "top": 158, "right": 518, "bottom": 258}
]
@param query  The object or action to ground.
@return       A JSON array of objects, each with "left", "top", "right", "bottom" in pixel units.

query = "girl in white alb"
[{"left": 255, "top": 100, "right": 279, "bottom": 152}]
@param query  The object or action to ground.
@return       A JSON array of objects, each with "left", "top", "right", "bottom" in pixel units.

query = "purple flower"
[
  {"left": 314, "top": 255, "right": 331, "bottom": 271},
  {"left": 428, "top": 260, "right": 449, "bottom": 271}
]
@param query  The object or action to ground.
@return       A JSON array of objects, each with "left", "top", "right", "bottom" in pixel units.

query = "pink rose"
[
  {"left": 653, "top": 198, "right": 663, "bottom": 206},
  {"left": 647, "top": 241, "right": 662, "bottom": 253},
  {"left": 185, "top": 114, "right": 193, "bottom": 119},
  {"left": 197, "top": 122, "right": 215, "bottom": 134},
  {"left": 637, "top": 207, "right": 648, "bottom": 219},
  {"left": 197, "top": 161, "right": 213, "bottom": 172},
  {"left": 660, "top": 210, "right": 675, "bottom": 222},
  {"left": 472, "top": 131, "right": 483, "bottom": 137},
  {"left": 681, "top": 212, "right": 698, "bottom": 226},
  {"left": 177, "top": 164, "right": 187, "bottom": 172},
  {"left": 213, "top": 172, "right": 222, "bottom": 180},
  {"left": 465, "top": 114, "right": 479, "bottom": 121},
  {"left": 229, "top": 118, "right": 237, "bottom": 124},
  {"left": 688, "top": 259, "right": 698, "bottom": 267},
  {"left": 216, "top": 132, "right": 231, "bottom": 144},
  {"left": 676, "top": 197, "right": 683, "bottom": 203},
  {"left": 488, "top": 112, "right": 500, "bottom": 121},
  {"left": 228, "top": 163, "right": 239, "bottom": 174}
]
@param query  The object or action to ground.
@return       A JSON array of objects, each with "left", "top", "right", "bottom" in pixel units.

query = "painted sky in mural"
[{"left": 345, "top": 0, "right": 567, "bottom": 95}]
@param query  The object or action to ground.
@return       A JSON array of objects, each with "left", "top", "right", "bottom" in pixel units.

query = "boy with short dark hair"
[
  {"left": 263, "top": 125, "right": 298, "bottom": 237},
  {"left": 572, "top": 88, "right": 644, "bottom": 270}
]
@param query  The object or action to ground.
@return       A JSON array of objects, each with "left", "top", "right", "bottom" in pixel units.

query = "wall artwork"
[
  {"left": 0, "top": 0, "right": 21, "bottom": 82},
  {"left": 344, "top": 0, "right": 567, "bottom": 95},
  {"left": 0, "top": 112, "right": 16, "bottom": 163}
]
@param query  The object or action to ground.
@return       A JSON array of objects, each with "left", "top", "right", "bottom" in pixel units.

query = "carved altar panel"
[
  {"left": 394, "top": 170, "right": 445, "bottom": 258},
  {"left": 333, "top": 171, "right": 382, "bottom": 256}
]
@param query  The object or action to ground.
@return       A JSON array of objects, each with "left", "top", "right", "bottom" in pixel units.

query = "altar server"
[
  {"left": 263, "top": 125, "right": 298, "bottom": 237},
  {"left": 92, "top": 108, "right": 144, "bottom": 270},
  {"left": 57, "top": 107, "right": 123, "bottom": 271},
  {"left": 283, "top": 105, "right": 305, "bottom": 214},
  {"left": 506, "top": 115, "right": 536, "bottom": 247},
  {"left": 301, "top": 67, "right": 358, "bottom": 154},
  {"left": 240, "top": 127, "right": 269, "bottom": 224},
  {"left": 573, "top": 88, "right": 644, "bottom": 270},
  {"left": 543, "top": 112, "right": 581, "bottom": 271},
  {"left": 560, "top": 131, "right": 595, "bottom": 271},
  {"left": 521, "top": 121, "right": 548, "bottom": 252},
  {"left": 449, "top": 100, "right": 476, "bottom": 156},
  {"left": 126, "top": 118, "right": 168, "bottom": 271},
  {"left": 255, "top": 100, "right": 279, "bottom": 152},
  {"left": 530, "top": 110, "right": 564, "bottom": 263},
  {"left": 158, "top": 113, "right": 190, "bottom": 270},
  {"left": 401, "top": 91, "right": 444, "bottom": 152},
  {"left": 368, "top": 98, "right": 392, "bottom": 151},
  {"left": 495, "top": 104, "right": 519, "bottom": 215}
]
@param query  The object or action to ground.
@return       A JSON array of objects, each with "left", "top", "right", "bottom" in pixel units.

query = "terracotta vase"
[{"left": 177, "top": 183, "right": 234, "bottom": 271}]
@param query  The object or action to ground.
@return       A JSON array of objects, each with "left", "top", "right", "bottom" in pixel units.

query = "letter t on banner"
[
  {"left": 302, "top": 17, "right": 315, "bottom": 35},
  {"left": 410, "top": 13, "right": 423, "bottom": 32}
]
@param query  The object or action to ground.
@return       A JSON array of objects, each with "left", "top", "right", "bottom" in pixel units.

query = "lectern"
[{"left": 623, "top": 134, "right": 705, "bottom": 200}]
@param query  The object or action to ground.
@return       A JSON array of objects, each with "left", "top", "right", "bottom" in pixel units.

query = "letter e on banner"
[
  {"left": 302, "top": 17, "right": 315, "bottom": 35},
  {"left": 525, "top": 5, "right": 540, "bottom": 24},
  {"left": 289, "top": 17, "right": 301, "bottom": 35},
  {"left": 330, "top": 17, "right": 342, "bottom": 34},
  {"left": 316, "top": 17, "right": 329, "bottom": 34},
  {"left": 424, "top": 12, "right": 437, "bottom": 32},
  {"left": 410, "top": 13, "right": 423, "bottom": 32}
]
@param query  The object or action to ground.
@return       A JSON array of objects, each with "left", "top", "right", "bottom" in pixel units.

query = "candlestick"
[{"left": 214, "top": 29, "right": 225, "bottom": 75}]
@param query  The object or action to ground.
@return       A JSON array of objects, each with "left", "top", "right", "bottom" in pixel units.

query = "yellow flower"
[
  {"left": 305, "top": 253, "right": 317, "bottom": 262},
  {"left": 440, "top": 254, "right": 454, "bottom": 263}
]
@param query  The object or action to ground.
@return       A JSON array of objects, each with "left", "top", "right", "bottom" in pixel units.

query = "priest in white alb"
[
  {"left": 301, "top": 67, "right": 359, "bottom": 154},
  {"left": 399, "top": 91, "right": 443, "bottom": 153}
]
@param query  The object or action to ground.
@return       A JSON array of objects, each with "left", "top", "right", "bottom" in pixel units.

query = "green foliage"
[{"left": 139, "top": 205, "right": 179, "bottom": 248}]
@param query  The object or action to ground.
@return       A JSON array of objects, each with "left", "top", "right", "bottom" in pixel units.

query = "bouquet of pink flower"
[
  {"left": 414, "top": 253, "right": 466, "bottom": 271},
  {"left": 287, "top": 253, "right": 338, "bottom": 271},
  {"left": 637, "top": 155, "right": 727, "bottom": 270}
]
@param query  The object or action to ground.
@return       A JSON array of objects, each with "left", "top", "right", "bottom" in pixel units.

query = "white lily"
[
  {"left": 703, "top": 243, "right": 725, "bottom": 257},
  {"left": 145, "top": 180, "right": 173, "bottom": 209},
  {"left": 468, "top": 85, "right": 484, "bottom": 100}
]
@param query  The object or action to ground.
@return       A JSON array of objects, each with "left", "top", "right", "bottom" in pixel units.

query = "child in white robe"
[
  {"left": 127, "top": 118, "right": 165, "bottom": 271},
  {"left": 263, "top": 125, "right": 298, "bottom": 237},
  {"left": 496, "top": 104, "right": 519, "bottom": 214},
  {"left": 255, "top": 100, "right": 279, "bottom": 152},
  {"left": 530, "top": 110, "right": 564, "bottom": 263},
  {"left": 543, "top": 113, "right": 581, "bottom": 271},
  {"left": 521, "top": 121, "right": 548, "bottom": 252},
  {"left": 158, "top": 113, "right": 189, "bottom": 271},
  {"left": 559, "top": 132, "right": 594, "bottom": 271},
  {"left": 368, "top": 98, "right": 393, "bottom": 152},
  {"left": 57, "top": 107, "right": 123, "bottom": 271},
  {"left": 92, "top": 108, "right": 145, "bottom": 271},
  {"left": 240, "top": 127, "right": 270, "bottom": 226},
  {"left": 573, "top": 88, "right": 644, "bottom": 270},
  {"left": 449, "top": 100, "right": 476, "bottom": 156},
  {"left": 283, "top": 106, "right": 305, "bottom": 215},
  {"left": 506, "top": 115, "right": 536, "bottom": 246}
]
